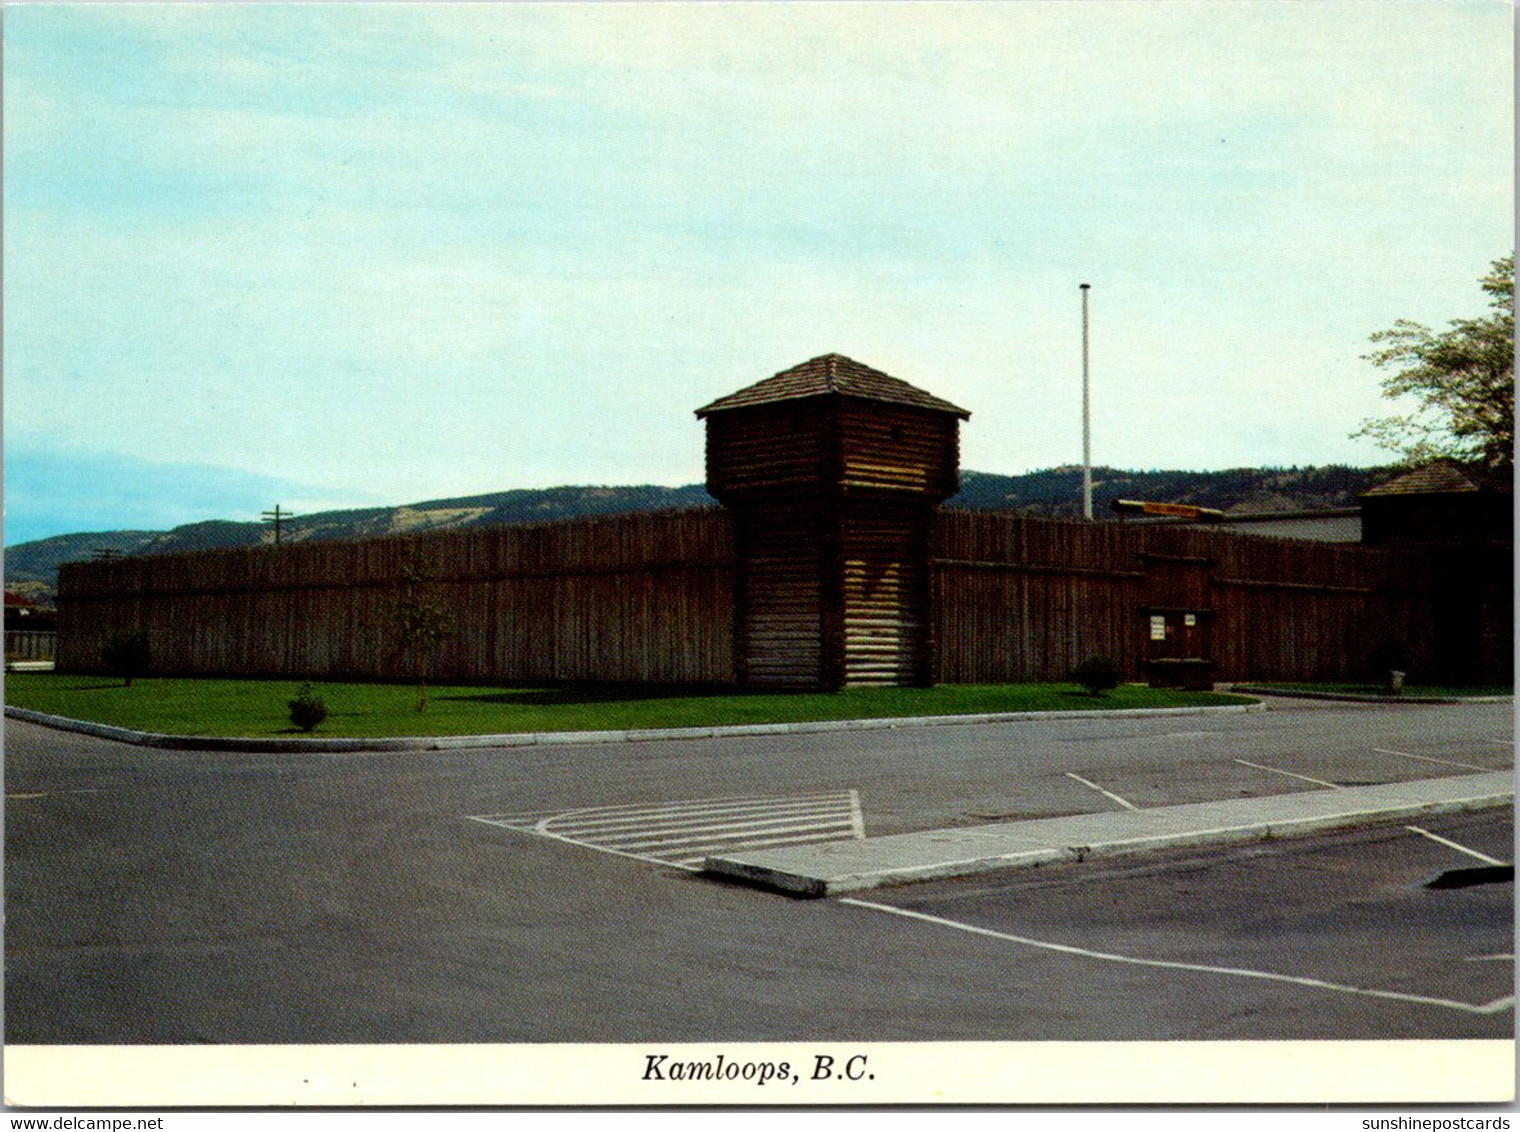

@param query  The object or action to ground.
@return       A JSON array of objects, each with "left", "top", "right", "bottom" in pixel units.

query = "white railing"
[{"left": 5, "top": 630, "right": 56, "bottom": 662}]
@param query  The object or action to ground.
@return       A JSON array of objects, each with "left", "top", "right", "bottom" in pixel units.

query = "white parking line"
[
  {"left": 534, "top": 830, "right": 704, "bottom": 873},
  {"left": 1230, "top": 758, "right": 1507, "bottom": 863},
  {"left": 546, "top": 799, "right": 853, "bottom": 835},
  {"left": 1372, "top": 748, "right": 1499, "bottom": 774},
  {"left": 670, "top": 829, "right": 860, "bottom": 866},
  {"left": 490, "top": 791, "right": 846, "bottom": 824},
  {"left": 1405, "top": 825, "right": 1509, "bottom": 867},
  {"left": 1064, "top": 772, "right": 1139, "bottom": 812},
  {"left": 563, "top": 794, "right": 853, "bottom": 821},
  {"left": 466, "top": 811, "right": 557, "bottom": 827},
  {"left": 1233, "top": 759, "right": 1341, "bottom": 790},
  {"left": 838, "top": 897, "right": 1516, "bottom": 1017},
  {"left": 593, "top": 816, "right": 859, "bottom": 852},
  {"left": 468, "top": 790, "right": 865, "bottom": 871}
]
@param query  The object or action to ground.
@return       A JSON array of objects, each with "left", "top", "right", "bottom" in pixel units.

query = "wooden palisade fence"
[
  {"left": 58, "top": 509, "right": 738, "bottom": 685},
  {"left": 930, "top": 510, "right": 1435, "bottom": 685},
  {"left": 57, "top": 505, "right": 1438, "bottom": 687},
  {"left": 56, "top": 354, "right": 1485, "bottom": 689}
]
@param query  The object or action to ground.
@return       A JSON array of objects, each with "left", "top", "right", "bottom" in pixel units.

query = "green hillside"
[
  {"left": 950, "top": 465, "right": 1376, "bottom": 515},
  {"left": 5, "top": 466, "right": 1392, "bottom": 606}
]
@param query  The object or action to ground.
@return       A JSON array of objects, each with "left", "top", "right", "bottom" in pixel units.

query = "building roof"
[
  {"left": 695, "top": 353, "right": 971, "bottom": 419},
  {"left": 1360, "top": 462, "right": 1514, "bottom": 498},
  {"left": 1130, "top": 508, "right": 1363, "bottom": 543},
  {"left": 1211, "top": 510, "right": 1364, "bottom": 544}
]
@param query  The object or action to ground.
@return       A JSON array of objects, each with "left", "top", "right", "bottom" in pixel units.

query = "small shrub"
[
  {"left": 1072, "top": 655, "right": 1121, "bottom": 697},
  {"left": 101, "top": 631, "right": 150, "bottom": 687},
  {"left": 288, "top": 683, "right": 328, "bottom": 732}
]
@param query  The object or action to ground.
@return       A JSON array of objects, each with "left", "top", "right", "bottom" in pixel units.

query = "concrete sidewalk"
[{"left": 704, "top": 771, "right": 1515, "bottom": 897}]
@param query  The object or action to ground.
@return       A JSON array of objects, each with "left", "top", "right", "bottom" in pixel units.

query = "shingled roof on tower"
[
  {"left": 1360, "top": 461, "right": 1514, "bottom": 498},
  {"left": 695, "top": 353, "right": 970, "bottom": 419}
]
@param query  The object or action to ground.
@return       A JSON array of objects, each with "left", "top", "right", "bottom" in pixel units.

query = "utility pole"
[
  {"left": 261, "top": 505, "right": 295, "bottom": 546},
  {"left": 1081, "top": 283, "right": 1092, "bottom": 521}
]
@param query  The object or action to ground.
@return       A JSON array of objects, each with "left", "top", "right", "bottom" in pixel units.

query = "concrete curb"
[
  {"left": 1229, "top": 685, "right": 1513, "bottom": 705},
  {"left": 705, "top": 772, "right": 1517, "bottom": 897},
  {"left": 5, "top": 699, "right": 1265, "bottom": 754}
]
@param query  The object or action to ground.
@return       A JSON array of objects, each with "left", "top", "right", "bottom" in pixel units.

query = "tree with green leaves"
[
  {"left": 1355, "top": 254, "right": 1514, "bottom": 470},
  {"left": 381, "top": 550, "right": 457, "bottom": 712}
]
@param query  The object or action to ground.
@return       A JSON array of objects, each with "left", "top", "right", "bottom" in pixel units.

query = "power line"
[{"left": 261, "top": 505, "right": 296, "bottom": 546}]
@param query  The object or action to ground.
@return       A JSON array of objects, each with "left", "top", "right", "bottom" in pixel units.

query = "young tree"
[
  {"left": 381, "top": 551, "right": 457, "bottom": 712},
  {"left": 1355, "top": 255, "right": 1514, "bottom": 470}
]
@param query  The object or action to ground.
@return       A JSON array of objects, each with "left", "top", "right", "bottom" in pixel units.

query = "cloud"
[{"left": 2, "top": 1, "right": 1509, "bottom": 524}]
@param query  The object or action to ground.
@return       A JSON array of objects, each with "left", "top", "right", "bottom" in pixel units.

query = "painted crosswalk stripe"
[
  {"left": 548, "top": 798, "right": 854, "bottom": 836},
  {"left": 596, "top": 816, "right": 861, "bottom": 852},
  {"left": 669, "top": 830, "right": 860, "bottom": 867},
  {"left": 467, "top": 789, "right": 864, "bottom": 872},
  {"left": 530, "top": 790, "right": 848, "bottom": 821}
]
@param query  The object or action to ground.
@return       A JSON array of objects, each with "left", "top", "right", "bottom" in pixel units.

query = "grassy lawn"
[
  {"left": 4, "top": 673, "right": 1255, "bottom": 738},
  {"left": 1236, "top": 682, "right": 1512, "bottom": 700}
]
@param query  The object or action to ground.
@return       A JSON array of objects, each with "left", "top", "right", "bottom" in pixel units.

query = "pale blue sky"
[{"left": 5, "top": 2, "right": 1513, "bottom": 543}]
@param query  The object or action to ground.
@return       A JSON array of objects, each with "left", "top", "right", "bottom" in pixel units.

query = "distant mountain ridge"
[
  {"left": 951, "top": 464, "right": 1377, "bottom": 516},
  {"left": 4, "top": 466, "right": 1391, "bottom": 605}
]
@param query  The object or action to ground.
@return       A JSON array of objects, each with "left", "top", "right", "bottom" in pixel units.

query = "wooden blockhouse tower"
[{"left": 697, "top": 354, "right": 970, "bottom": 689}]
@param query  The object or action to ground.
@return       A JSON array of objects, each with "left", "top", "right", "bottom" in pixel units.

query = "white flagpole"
[{"left": 1081, "top": 283, "right": 1092, "bottom": 521}]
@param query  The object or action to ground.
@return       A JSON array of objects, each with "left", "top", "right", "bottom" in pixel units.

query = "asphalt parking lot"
[
  {"left": 4, "top": 697, "right": 1513, "bottom": 1044},
  {"left": 849, "top": 808, "right": 1514, "bottom": 1038}
]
